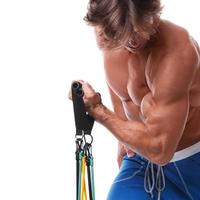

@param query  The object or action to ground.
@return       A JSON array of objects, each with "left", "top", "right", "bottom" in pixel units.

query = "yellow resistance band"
[{"left": 81, "top": 156, "right": 87, "bottom": 200}]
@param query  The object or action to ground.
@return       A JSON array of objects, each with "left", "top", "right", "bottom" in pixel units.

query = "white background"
[{"left": 0, "top": 0, "right": 199, "bottom": 199}]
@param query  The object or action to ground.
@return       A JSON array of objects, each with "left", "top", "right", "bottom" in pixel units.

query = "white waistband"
[{"left": 170, "top": 141, "right": 200, "bottom": 162}]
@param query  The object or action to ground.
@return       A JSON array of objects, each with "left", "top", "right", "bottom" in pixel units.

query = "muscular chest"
[
  {"left": 105, "top": 52, "right": 154, "bottom": 103},
  {"left": 105, "top": 51, "right": 156, "bottom": 119}
]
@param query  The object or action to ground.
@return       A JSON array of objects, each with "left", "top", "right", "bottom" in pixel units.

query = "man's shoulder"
[
  {"left": 152, "top": 22, "right": 199, "bottom": 93},
  {"left": 162, "top": 20, "right": 199, "bottom": 53},
  {"left": 168, "top": 38, "right": 199, "bottom": 69},
  {"left": 159, "top": 20, "right": 198, "bottom": 66},
  {"left": 153, "top": 40, "right": 199, "bottom": 97},
  {"left": 162, "top": 19, "right": 189, "bottom": 37},
  {"left": 157, "top": 42, "right": 199, "bottom": 82}
]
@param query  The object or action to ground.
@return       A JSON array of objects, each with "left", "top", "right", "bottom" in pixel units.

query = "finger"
[
  {"left": 127, "top": 151, "right": 135, "bottom": 158},
  {"left": 126, "top": 149, "right": 135, "bottom": 158},
  {"left": 77, "top": 80, "right": 85, "bottom": 84},
  {"left": 68, "top": 90, "right": 72, "bottom": 100},
  {"left": 85, "top": 82, "right": 93, "bottom": 88},
  {"left": 82, "top": 82, "right": 95, "bottom": 95},
  {"left": 83, "top": 82, "right": 93, "bottom": 88}
]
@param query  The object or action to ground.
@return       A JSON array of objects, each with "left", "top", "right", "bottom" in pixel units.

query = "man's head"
[{"left": 84, "top": 0, "right": 162, "bottom": 52}]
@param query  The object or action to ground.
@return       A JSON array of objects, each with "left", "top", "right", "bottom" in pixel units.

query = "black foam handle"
[{"left": 72, "top": 82, "right": 84, "bottom": 97}]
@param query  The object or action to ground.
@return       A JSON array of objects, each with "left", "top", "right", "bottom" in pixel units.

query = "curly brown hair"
[{"left": 84, "top": 0, "right": 162, "bottom": 50}]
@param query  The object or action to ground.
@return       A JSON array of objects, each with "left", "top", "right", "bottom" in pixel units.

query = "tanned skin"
[{"left": 69, "top": 19, "right": 200, "bottom": 166}]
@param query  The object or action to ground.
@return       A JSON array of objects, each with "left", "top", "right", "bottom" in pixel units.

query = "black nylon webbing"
[{"left": 71, "top": 81, "right": 94, "bottom": 135}]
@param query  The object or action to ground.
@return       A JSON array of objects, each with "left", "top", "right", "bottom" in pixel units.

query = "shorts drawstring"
[{"left": 144, "top": 161, "right": 166, "bottom": 200}]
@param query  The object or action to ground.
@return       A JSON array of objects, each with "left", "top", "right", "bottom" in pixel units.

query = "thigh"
[
  {"left": 107, "top": 183, "right": 151, "bottom": 200},
  {"left": 161, "top": 153, "right": 200, "bottom": 200},
  {"left": 106, "top": 155, "right": 151, "bottom": 200}
]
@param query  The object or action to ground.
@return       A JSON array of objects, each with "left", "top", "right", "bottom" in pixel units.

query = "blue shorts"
[{"left": 107, "top": 142, "right": 200, "bottom": 200}]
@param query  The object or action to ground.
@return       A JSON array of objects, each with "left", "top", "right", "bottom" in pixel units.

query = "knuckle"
[{"left": 87, "top": 93, "right": 95, "bottom": 99}]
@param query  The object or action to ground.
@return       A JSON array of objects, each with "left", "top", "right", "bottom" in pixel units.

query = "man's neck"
[{"left": 131, "top": 19, "right": 165, "bottom": 57}]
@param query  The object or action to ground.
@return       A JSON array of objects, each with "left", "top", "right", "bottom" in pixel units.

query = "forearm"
[{"left": 90, "top": 104, "right": 159, "bottom": 160}]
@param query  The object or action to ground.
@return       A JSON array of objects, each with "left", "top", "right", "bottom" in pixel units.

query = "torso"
[{"left": 104, "top": 20, "right": 200, "bottom": 151}]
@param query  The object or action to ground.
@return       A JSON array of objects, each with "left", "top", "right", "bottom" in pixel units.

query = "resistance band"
[{"left": 71, "top": 81, "right": 96, "bottom": 200}]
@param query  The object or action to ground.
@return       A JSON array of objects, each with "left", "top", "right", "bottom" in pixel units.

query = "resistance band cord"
[{"left": 72, "top": 81, "right": 96, "bottom": 200}]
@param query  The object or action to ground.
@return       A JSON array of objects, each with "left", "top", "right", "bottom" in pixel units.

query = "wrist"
[
  {"left": 88, "top": 103, "right": 112, "bottom": 123},
  {"left": 88, "top": 103, "right": 105, "bottom": 120}
]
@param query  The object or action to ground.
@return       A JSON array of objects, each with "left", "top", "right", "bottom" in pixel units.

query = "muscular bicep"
[
  {"left": 143, "top": 47, "right": 198, "bottom": 159},
  {"left": 144, "top": 93, "right": 189, "bottom": 156}
]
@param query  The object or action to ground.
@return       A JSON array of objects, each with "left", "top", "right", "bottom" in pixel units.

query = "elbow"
[
  {"left": 151, "top": 154, "right": 173, "bottom": 166},
  {"left": 147, "top": 140, "right": 174, "bottom": 166}
]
